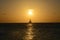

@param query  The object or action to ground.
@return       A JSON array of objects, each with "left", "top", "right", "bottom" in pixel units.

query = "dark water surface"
[{"left": 0, "top": 23, "right": 60, "bottom": 40}]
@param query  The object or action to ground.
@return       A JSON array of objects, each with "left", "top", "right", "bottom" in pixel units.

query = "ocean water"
[{"left": 0, "top": 23, "right": 60, "bottom": 40}]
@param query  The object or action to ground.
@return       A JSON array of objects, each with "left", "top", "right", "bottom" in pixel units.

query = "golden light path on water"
[{"left": 23, "top": 23, "right": 35, "bottom": 40}]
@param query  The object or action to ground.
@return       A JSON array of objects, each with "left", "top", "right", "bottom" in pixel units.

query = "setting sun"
[{"left": 28, "top": 9, "right": 33, "bottom": 16}]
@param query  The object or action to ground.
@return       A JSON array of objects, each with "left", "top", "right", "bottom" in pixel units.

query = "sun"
[
  {"left": 28, "top": 9, "right": 33, "bottom": 16},
  {"left": 26, "top": 9, "right": 34, "bottom": 19}
]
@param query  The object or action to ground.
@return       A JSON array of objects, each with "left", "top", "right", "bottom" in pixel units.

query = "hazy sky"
[{"left": 0, "top": 0, "right": 60, "bottom": 23}]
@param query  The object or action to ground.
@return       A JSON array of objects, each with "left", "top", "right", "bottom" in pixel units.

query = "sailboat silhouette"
[
  {"left": 29, "top": 19, "right": 32, "bottom": 23},
  {"left": 28, "top": 19, "right": 32, "bottom": 27}
]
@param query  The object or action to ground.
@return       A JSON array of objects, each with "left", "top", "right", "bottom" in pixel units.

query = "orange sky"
[{"left": 0, "top": 0, "right": 60, "bottom": 23}]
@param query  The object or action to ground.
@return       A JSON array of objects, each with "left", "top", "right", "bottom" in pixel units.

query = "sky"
[{"left": 0, "top": 0, "right": 60, "bottom": 23}]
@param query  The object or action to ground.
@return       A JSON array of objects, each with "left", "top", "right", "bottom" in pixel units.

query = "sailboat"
[
  {"left": 29, "top": 19, "right": 32, "bottom": 23},
  {"left": 28, "top": 19, "right": 32, "bottom": 27}
]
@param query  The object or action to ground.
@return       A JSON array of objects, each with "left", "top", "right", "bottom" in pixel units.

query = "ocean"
[{"left": 0, "top": 23, "right": 60, "bottom": 40}]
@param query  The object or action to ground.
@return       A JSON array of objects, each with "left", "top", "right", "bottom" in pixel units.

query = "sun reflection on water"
[{"left": 23, "top": 23, "right": 35, "bottom": 40}]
